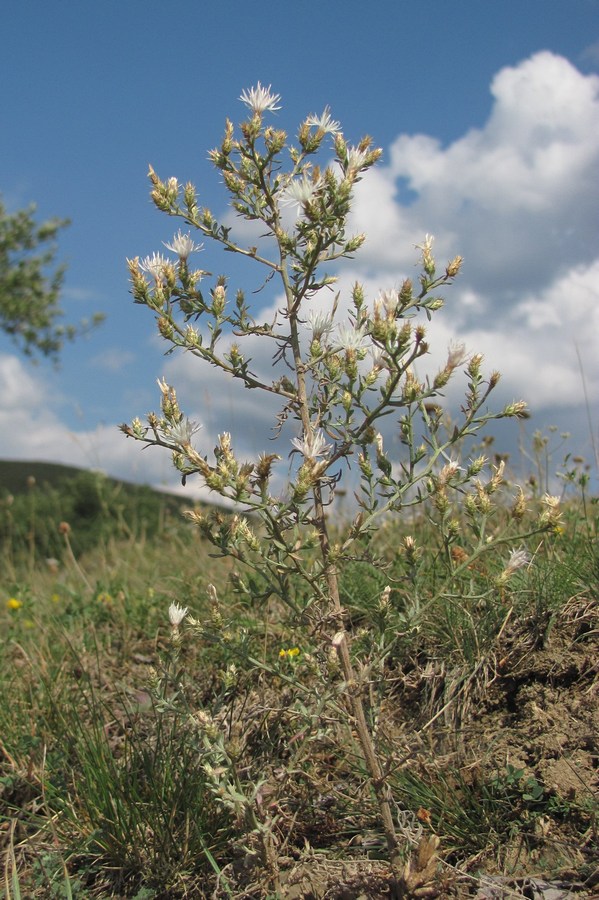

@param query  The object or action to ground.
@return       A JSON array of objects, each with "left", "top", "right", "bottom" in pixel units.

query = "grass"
[{"left": 0, "top": 460, "right": 597, "bottom": 898}]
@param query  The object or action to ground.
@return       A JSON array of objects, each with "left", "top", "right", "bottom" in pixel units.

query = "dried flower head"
[
  {"left": 417, "top": 233, "right": 435, "bottom": 274},
  {"left": 497, "top": 547, "right": 532, "bottom": 586},
  {"left": 437, "top": 458, "right": 463, "bottom": 484},
  {"left": 445, "top": 255, "right": 463, "bottom": 278}
]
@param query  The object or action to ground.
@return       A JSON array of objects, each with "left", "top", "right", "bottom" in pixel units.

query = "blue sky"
[{"left": 1, "top": 0, "right": 598, "bottom": 495}]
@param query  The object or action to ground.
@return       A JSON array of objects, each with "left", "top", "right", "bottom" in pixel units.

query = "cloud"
[
  {"left": 2, "top": 51, "right": 597, "bottom": 494},
  {"left": 353, "top": 51, "right": 599, "bottom": 284},
  {"left": 62, "top": 286, "right": 101, "bottom": 303},
  {"left": 90, "top": 348, "right": 136, "bottom": 373},
  {"left": 346, "top": 50, "right": 599, "bottom": 433},
  {"left": 580, "top": 39, "right": 599, "bottom": 67},
  {"left": 0, "top": 352, "right": 213, "bottom": 500}
]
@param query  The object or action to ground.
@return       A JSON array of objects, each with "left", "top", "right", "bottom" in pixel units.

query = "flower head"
[
  {"left": 498, "top": 547, "right": 532, "bottom": 585},
  {"left": 163, "top": 230, "right": 204, "bottom": 260},
  {"left": 446, "top": 340, "right": 468, "bottom": 370},
  {"left": 168, "top": 602, "right": 188, "bottom": 627},
  {"left": 417, "top": 234, "right": 435, "bottom": 274},
  {"left": 505, "top": 548, "right": 531, "bottom": 574},
  {"left": 6, "top": 597, "right": 22, "bottom": 611},
  {"left": 291, "top": 429, "right": 331, "bottom": 460},
  {"left": 306, "top": 106, "right": 341, "bottom": 135},
  {"left": 336, "top": 323, "right": 368, "bottom": 352},
  {"left": 306, "top": 309, "right": 334, "bottom": 341},
  {"left": 165, "top": 417, "right": 202, "bottom": 447},
  {"left": 437, "top": 459, "right": 463, "bottom": 484},
  {"left": 419, "top": 233, "right": 435, "bottom": 253},
  {"left": 539, "top": 494, "right": 562, "bottom": 531},
  {"left": 345, "top": 145, "right": 371, "bottom": 174},
  {"left": 239, "top": 82, "right": 281, "bottom": 114},
  {"left": 369, "top": 347, "right": 388, "bottom": 372},
  {"left": 139, "top": 252, "right": 170, "bottom": 282},
  {"left": 279, "top": 174, "right": 322, "bottom": 214},
  {"left": 378, "top": 289, "right": 399, "bottom": 315}
]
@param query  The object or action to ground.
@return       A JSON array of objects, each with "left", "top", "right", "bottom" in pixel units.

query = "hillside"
[
  {"left": 0, "top": 459, "right": 173, "bottom": 499},
  {"left": 0, "top": 459, "right": 203, "bottom": 559}
]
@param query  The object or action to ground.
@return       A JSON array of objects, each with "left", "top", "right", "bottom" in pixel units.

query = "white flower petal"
[
  {"left": 168, "top": 602, "right": 188, "bottom": 626},
  {"left": 239, "top": 82, "right": 281, "bottom": 113}
]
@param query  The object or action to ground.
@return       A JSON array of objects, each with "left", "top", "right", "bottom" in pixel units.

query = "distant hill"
[
  {"left": 0, "top": 459, "right": 186, "bottom": 504},
  {"left": 0, "top": 459, "right": 102, "bottom": 495},
  {"left": 0, "top": 459, "right": 213, "bottom": 559}
]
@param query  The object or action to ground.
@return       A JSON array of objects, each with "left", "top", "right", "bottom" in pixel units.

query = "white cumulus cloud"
[{"left": 1, "top": 51, "right": 597, "bottom": 491}]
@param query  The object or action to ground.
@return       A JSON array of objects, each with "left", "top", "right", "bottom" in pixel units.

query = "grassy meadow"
[{"left": 0, "top": 449, "right": 597, "bottom": 899}]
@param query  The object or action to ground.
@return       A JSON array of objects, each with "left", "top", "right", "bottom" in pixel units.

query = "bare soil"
[{"left": 274, "top": 597, "right": 598, "bottom": 899}]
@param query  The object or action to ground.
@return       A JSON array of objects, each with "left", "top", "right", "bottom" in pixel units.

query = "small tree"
[{"left": 0, "top": 196, "right": 103, "bottom": 362}]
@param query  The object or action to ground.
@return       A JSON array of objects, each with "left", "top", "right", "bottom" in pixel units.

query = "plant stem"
[
  {"left": 282, "top": 251, "right": 402, "bottom": 870},
  {"left": 313, "top": 483, "right": 402, "bottom": 870}
]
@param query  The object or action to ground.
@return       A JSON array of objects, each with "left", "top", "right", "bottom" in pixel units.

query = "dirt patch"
[
  {"left": 358, "top": 600, "right": 599, "bottom": 897},
  {"left": 476, "top": 628, "right": 599, "bottom": 807},
  {"left": 256, "top": 611, "right": 598, "bottom": 899}
]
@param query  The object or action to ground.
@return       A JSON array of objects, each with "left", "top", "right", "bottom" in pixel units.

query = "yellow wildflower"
[{"left": 6, "top": 598, "right": 23, "bottom": 611}]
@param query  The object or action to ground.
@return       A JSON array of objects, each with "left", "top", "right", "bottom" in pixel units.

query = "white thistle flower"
[
  {"left": 306, "top": 309, "right": 334, "bottom": 341},
  {"left": 163, "top": 229, "right": 203, "bottom": 260},
  {"left": 446, "top": 340, "right": 468, "bottom": 369},
  {"left": 345, "top": 146, "right": 370, "bottom": 173},
  {"left": 369, "top": 347, "right": 388, "bottom": 371},
  {"left": 336, "top": 323, "right": 368, "bottom": 352},
  {"left": 306, "top": 106, "right": 341, "bottom": 134},
  {"left": 239, "top": 82, "right": 281, "bottom": 113},
  {"left": 168, "top": 602, "right": 188, "bottom": 627},
  {"left": 279, "top": 174, "right": 321, "bottom": 214},
  {"left": 166, "top": 417, "right": 202, "bottom": 446},
  {"left": 139, "top": 252, "right": 169, "bottom": 282},
  {"left": 291, "top": 429, "right": 331, "bottom": 460},
  {"left": 498, "top": 547, "right": 532, "bottom": 584},
  {"left": 505, "top": 548, "right": 531, "bottom": 574},
  {"left": 378, "top": 289, "right": 399, "bottom": 315}
]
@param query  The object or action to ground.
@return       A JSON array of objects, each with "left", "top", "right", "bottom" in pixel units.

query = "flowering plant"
[{"left": 123, "top": 85, "right": 557, "bottom": 889}]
